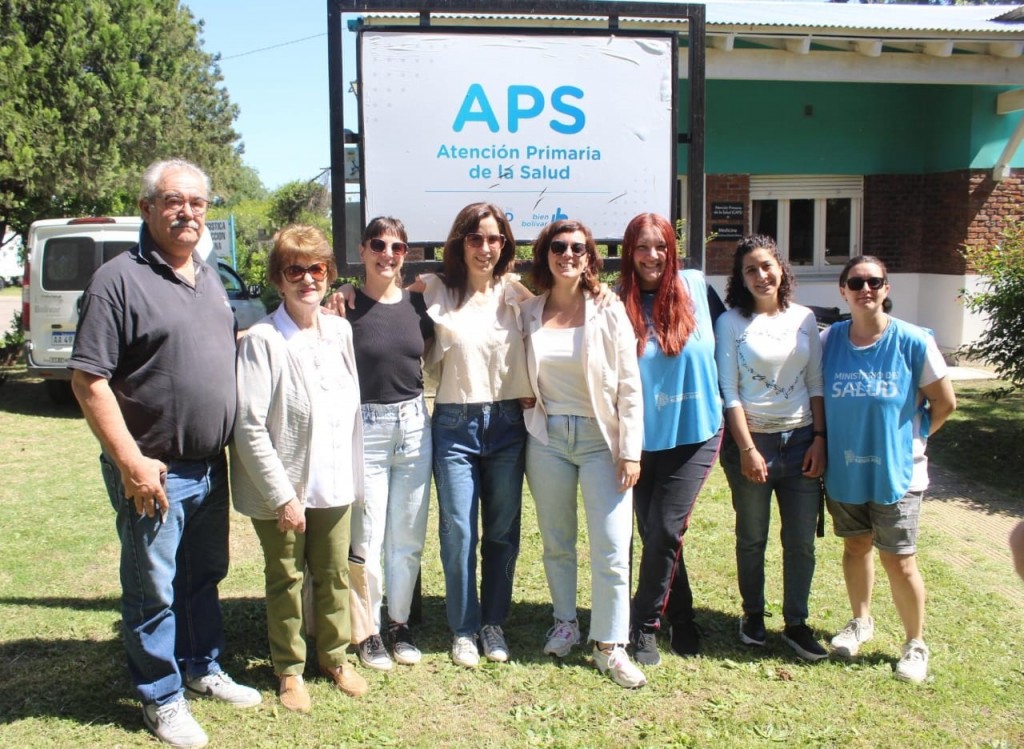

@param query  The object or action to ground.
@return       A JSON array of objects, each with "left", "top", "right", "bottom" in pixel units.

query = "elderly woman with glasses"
[
  {"left": 231, "top": 224, "right": 367, "bottom": 713},
  {"left": 418, "top": 202, "right": 535, "bottom": 668},
  {"left": 520, "top": 219, "right": 645, "bottom": 688},
  {"left": 346, "top": 217, "right": 434, "bottom": 672}
]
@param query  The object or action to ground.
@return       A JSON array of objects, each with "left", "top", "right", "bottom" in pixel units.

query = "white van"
[{"left": 22, "top": 216, "right": 264, "bottom": 403}]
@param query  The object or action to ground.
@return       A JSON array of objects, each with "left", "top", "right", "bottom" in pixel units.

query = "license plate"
[{"left": 51, "top": 331, "right": 75, "bottom": 347}]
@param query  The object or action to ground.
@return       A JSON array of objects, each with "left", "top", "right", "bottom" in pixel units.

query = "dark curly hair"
[
  {"left": 530, "top": 219, "right": 601, "bottom": 293},
  {"left": 724, "top": 235, "right": 794, "bottom": 317},
  {"left": 441, "top": 202, "right": 516, "bottom": 307}
]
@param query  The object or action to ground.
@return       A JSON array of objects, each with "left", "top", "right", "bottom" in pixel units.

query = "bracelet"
[
  {"left": 812, "top": 431, "right": 827, "bottom": 440},
  {"left": 742, "top": 445, "right": 756, "bottom": 453}
]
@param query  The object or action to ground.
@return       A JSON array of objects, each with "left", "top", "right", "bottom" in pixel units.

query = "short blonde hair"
[{"left": 268, "top": 224, "right": 337, "bottom": 286}]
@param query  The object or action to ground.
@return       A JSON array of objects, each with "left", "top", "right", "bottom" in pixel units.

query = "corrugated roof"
[{"left": 358, "top": 2, "right": 1024, "bottom": 36}]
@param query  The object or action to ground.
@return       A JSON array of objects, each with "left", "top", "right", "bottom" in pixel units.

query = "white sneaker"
[
  {"left": 143, "top": 696, "right": 209, "bottom": 748},
  {"left": 830, "top": 617, "right": 875, "bottom": 657},
  {"left": 894, "top": 639, "right": 930, "bottom": 684},
  {"left": 480, "top": 624, "right": 510, "bottom": 662},
  {"left": 544, "top": 619, "right": 581, "bottom": 658},
  {"left": 593, "top": 644, "right": 646, "bottom": 689},
  {"left": 184, "top": 670, "right": 262, "bottom": 707},
  {"left": 451, "top": 635, "right": 480, "bottom": 668}
]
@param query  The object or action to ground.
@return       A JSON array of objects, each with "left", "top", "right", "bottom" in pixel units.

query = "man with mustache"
[{"left": 70, "top": 159, "right": 260, "bottom": 748}]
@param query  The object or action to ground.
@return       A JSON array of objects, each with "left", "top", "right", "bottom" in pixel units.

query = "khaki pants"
[{"left": 251, "top": 505, "right": 352, "bottom": 675}]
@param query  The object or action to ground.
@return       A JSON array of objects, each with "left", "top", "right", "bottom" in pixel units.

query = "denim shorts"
[{"left": 826, "top": 491, "right": 923, "bottom": 555}]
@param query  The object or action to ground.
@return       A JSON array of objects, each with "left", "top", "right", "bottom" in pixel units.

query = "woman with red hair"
[{"left": 618, "top": 213, "right": 725, "bottom": 664}]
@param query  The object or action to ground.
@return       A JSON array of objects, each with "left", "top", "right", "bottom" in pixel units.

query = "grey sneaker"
[
  {"left": 480, "top": 624, "right": 509, "bottom": 662},
  {"left": 630, "top": 627, "right": 661, "bottom": 666},
  {"left": 184, "top": 670, "right": 261, "bottom": 707},
  {"left": 543, "top": 619, "right": 581, "bottom": 658},
  {"left": 451, "top": 635, "right": 480, "bottom": 668},
  {"left": 894, "top": 639, "right": 929, "bottom": 684},
  {"left": 388, "top": 623, "right": 421, "bottom": 666},
  {"left": 739, "top": 612, "right": 767, "bottom": 647},
  {"left": 593, "top": 644, "right": 646, "bottom": 689},
  {"left": 357, "top": 633, "right": 394, "bottom": 672},
  {"left": 830, "top": 617, "right": 875, "bottom": 657},
  {"left": 143, "top": 696, "right": 209, "bottom": 748}
]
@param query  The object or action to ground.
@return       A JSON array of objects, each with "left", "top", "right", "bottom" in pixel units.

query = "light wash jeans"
[
  {"left": 721, "top": 424, "right": 821, "bottom": 625},
  {"left": 350, "top": 395, "right": 432, "bottom": 629},
  {"left": 525, "top": 415, "right": 633, "bottom": 645},
  {"left": 433, "top": 400, "right": 525, "bottom": 637},
  {"left": 100, "top": 452, "right": 229, "bottom": 706}
]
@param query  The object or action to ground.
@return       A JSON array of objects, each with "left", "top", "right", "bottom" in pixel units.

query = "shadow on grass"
[{"left": 0, "top": 368, "right": 81, "bottom": 419}]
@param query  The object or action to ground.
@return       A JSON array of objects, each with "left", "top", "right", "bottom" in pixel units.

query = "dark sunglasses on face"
[
  {"left": 463, "top": 232, "right": 506, "bottom": 250},
  {"left": 550, "top": 240, "right": 587, "bottom": 257},
  {"left": 845, "top": 276, "right": 886, "bottom": 291},
  {"left": 283, "top": 262, "right": 329, "bottom": 283},
  {"left": 368, "top": 238, "right": 409, "bottom": 256}
]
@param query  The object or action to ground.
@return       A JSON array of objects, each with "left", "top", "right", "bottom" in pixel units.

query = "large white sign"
[{"left": 360, "top": 31, "right": 675, "bottom": 243}]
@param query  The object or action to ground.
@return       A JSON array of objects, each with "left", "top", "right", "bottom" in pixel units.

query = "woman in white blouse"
[
  {"left": 231, "top": 225, "right": 366, "bottom": 712},
  {"left": 521, "top": 219, "right": 645, "bottom": 689}
]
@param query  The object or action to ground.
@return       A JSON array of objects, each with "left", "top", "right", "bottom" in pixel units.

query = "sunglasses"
[
  {"left": 368, "top": 238, "right": 409, "bottom": 256},
  {"left": 845, "top": 276, "right": 886, "bottom": 291},
  {"left": 550, "top": 240, "right": 587, "bottom": 257},
  {"left": 464, "top": 232, "right": 506, "bottom": 250},
  {"left": 283, "top": 262, "right": 329, "bottom": 283}
]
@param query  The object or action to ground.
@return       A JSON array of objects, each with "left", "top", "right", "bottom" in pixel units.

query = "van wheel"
[{"left": 45, "top": 380, "right": 74, "bottom": 405}]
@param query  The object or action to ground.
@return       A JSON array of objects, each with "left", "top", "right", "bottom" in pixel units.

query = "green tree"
[
  {"left": 962, "top": 219, "right": 1024, "bottom": 391},
  {"left": 0, "top": 0, "right": 249, "bottom": 237}
]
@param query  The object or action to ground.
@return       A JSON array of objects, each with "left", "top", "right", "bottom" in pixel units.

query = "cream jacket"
[
  {"left": 521, "top": 293, "right": 643, "bottom": 462},
  {"left": 230, "top": 309, "right": 364, "bottom": 521}
]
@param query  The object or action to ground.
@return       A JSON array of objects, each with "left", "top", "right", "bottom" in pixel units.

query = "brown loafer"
[
  {"left": 278, "top": 674, "right": 311, "bottom": 713},
  {"left": 321, "top": 663, "right": 368, "bottom": 697}
]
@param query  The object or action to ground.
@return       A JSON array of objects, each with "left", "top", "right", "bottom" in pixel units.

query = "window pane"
[
  {"left": 752, "top": 200, "right": 777, "bottom": 240},
  {"left": 825, "top": 198, "right": 852, "bottom": 266},
  {"left": 789, "top": 199, "right": 814, "bottom": 266}
]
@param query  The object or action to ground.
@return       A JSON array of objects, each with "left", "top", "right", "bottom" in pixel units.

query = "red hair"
[{"left": 618, "top": 213, "right": 695, "bottom": 357}]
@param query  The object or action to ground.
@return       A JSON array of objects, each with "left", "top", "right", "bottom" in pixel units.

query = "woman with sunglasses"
[
  {"left": 231, "top": 225, "right": 367, "bottom": 713},
  {"left": 822, "top": 255, "right": 955, "bottom": 684},
  {"left": 420, "top": 202, "right": 534, "bottom": 667},
  {"left": 618, "top": 212, "right": 724, "bottom": 665},
  {"left": 520, "top": 219, "right": 645, "bottom": 687},
  {"left": 715, "top": 235, "right": 827, "bottom": 662},
  {"left": 346, "top": 217, "right": 435, "bottom": 672}
]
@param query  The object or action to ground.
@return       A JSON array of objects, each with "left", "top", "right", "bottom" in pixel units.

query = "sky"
[{"left": 184, "top": 1, "right": 359, "bottom": 191}]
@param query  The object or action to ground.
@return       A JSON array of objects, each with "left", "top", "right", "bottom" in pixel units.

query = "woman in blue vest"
[
  {"left": 618, "top": 212, "right": 724, "bottom": 664},
  {"left": 822, "top": 255, "right": 956, "bottom": 684},
  {"left": 715, "top": 235, "right": 828, "bottom": 662}
]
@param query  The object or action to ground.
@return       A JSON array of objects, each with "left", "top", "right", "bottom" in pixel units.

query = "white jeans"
[
  {"left": 525, "top": 415, "right": 633, "bottom": 645},
  {"left": 350, "top": 395, "right": 432, "bottom": 628}
]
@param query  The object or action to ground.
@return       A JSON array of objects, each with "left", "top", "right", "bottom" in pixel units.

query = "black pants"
[{"left": 631, "top": 428, "right": 723, "bottom": 631}]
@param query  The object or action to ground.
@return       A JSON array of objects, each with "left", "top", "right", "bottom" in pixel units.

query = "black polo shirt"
[{"left": 70, "top": 225, "right": 237, "bottom": 460}]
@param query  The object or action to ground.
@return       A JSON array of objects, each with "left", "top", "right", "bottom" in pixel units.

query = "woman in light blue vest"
[{"left": 822, "top": 255, "right": 956, "bottom": 685}]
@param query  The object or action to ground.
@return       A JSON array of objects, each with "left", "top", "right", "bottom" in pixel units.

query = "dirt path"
[{"left": 925, "top": 462, "right": 1024, "bottom": 604}]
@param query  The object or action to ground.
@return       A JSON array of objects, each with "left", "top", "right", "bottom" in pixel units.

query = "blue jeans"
[
  {"left": 721, "top": 425, "right": 821, "bottom": 625},
  {"left": 432, "top": 400, "right": 526, "bottom": 636},
  {"left": 526, "top": 415, "right": 633, "bottom": 645},
  {"left": 100, "top": 452, "right": 229, "bottom": 706},
  {"left": 351, "top": 396, "right": 432, "bottom": 629}
]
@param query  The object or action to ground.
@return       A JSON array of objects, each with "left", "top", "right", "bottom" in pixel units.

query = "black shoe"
[
  {"left": 388, "top": 623, "right": 422, "bottom": 665},
  {"left": 739, "top": 612, "right": 767, "bottom": 647},
  {"left": 782, "top": 624, "right": 828, "bottom": 662},
  {"left": 630, "top": 627, "right": 661, "bottom": 666},
  {"left": 669, "top": 620, "right": 701, "bottom": 658}
]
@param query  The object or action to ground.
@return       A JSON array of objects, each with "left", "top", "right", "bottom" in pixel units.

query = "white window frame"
[{"left": 749, "top": 175, "right": 863, "bottom": 274}]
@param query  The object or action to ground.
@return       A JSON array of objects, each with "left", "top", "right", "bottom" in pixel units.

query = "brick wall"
[{"left": 704, "top": 174, "right": 749, "bottom": 275}]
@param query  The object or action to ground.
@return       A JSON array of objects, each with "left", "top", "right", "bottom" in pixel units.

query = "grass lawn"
[{"left": 0, "top": 367, "right": 1021, "bottom": 748}]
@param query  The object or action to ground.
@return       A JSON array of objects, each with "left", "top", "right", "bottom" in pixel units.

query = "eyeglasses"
[
  {"left": 283, "top": 262, "right": 329, "bottom": 283},
  {"left": 845, "top": 276, "right": 885, "bottom": 291},
  {"left": 157, "top": 193, "right": 209, "bottom": 216},
  {"left": 464, "top": 232, "right": 506, "bottom": 250},
  {"left": 550, "top": 240, "right": 588, "bottom": 257},
  {"left": 368, "top": 238, "right": 409, "bottom": 256}
]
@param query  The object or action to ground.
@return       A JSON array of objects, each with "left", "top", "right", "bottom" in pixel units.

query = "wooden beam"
[
  {"left": 989, "top": 41, "right": 1024, "bottom": 59},
  {"left": 853, "top": 40, "right": 882, "bottom": 58},
  {"left": 922, "top": 40, "right": 953, "bottom": 58},
  {"left": 711, "top": 33, "right": 735, "bottom": 51},
  {"left": 997, "top": 89, "right": 1024, "bottom": 115},
  {"left": 785, "top": 37, "right": 811, "bottom": 55}
]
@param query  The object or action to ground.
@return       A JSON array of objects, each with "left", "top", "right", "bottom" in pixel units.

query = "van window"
[{"left": 41, "top": 239, "right": 135, "bottom": 291}]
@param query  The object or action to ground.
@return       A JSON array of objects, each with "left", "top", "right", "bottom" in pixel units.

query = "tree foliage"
[
  {"left": 962, "top": 219, "right": 1024, "bottom": 392},
  {"left": 0, "top": 0, "right": 255, "bottom": 237}
]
